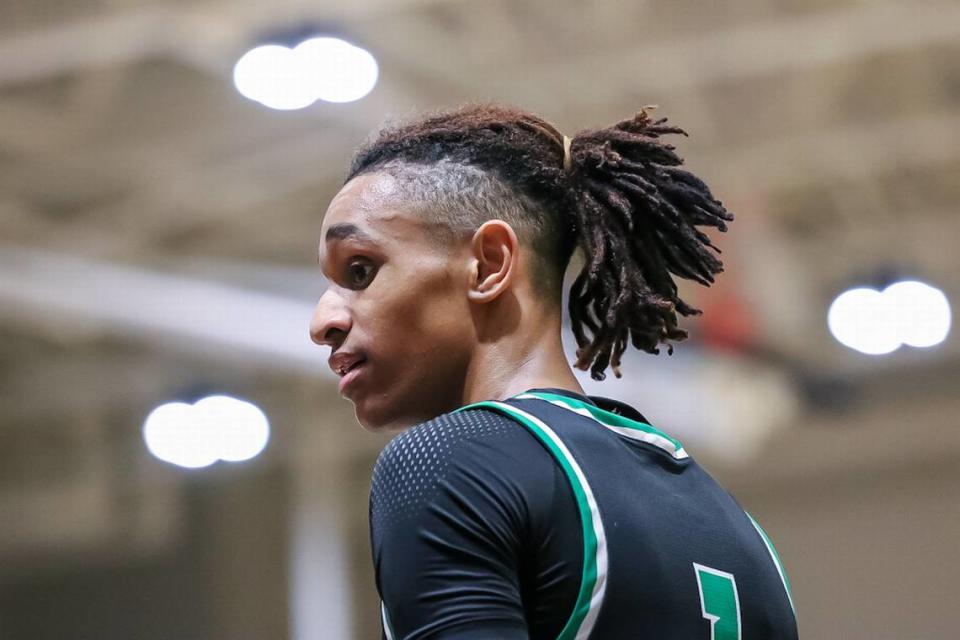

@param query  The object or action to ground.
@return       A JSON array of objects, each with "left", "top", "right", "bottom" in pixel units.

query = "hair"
[{"left": 346, "top": 104, "right": 734, "bottom": 381}]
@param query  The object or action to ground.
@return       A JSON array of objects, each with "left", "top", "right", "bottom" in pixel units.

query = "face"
[{"left": 311, "top": 173, "right": 476, "bottom": 431}]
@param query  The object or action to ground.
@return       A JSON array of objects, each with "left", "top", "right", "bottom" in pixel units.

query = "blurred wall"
[
  {"left": 752, "top": 462, "right": 959, "bottom": 638},
  {"left": 725, "top": 380, "right": 960, "bottom": 638},
  {"left": 0, "top": 433, "right": 291, "bottom": 640}
]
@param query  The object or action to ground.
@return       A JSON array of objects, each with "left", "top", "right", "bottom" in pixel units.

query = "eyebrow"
[{"left": 325, "top": 223, "right": 374, "bottom": 244}]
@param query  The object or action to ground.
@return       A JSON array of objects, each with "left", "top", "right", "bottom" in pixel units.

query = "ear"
[{"left": 466, "top": 219, "right": 519, "bottom": 304}]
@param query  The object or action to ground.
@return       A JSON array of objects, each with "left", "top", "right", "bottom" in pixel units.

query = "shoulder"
[
  {"left": 370, "top": 407, "right": 560, "bottom": 529},
  {"left": 373, "top": 407, "right": 542, "bottom": 476}
]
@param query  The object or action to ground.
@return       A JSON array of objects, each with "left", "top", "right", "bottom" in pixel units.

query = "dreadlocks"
[{"left": 346, "top": 104, "right": 733, "bottom": 381}]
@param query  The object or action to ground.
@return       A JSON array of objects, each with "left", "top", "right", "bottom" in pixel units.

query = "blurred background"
[{"left": 1, "top": 0, "right": 958, "bottom": 638}]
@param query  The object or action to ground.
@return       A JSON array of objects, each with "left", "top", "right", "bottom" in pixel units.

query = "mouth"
[
  {"left": 329, "top": 348, "right": 367, "bottom": 396},
  {"left": 335, "top": 358, "right": 364, "bottom": 376},
  {"left": 338, "top": 359, "right": 366, "bottom": 396}
]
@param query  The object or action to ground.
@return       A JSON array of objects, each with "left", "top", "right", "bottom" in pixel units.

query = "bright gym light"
[
  {"left": 828, "top": 279, "right": 951, "bottom": 355},
  {"left": 233, "top": 37, "right": 378, "bottom": 109},
  {"left": 143, "top": 395, "right": 270, "bottom": 468},
  {"left": 883, "top": 280, "right": 952, "bottom": 348}
]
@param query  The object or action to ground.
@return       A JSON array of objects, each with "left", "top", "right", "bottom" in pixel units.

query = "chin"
[
  {"left": 352, "top": 393, "right": 444, "bottom": 433},
  {"left": 352, "top": 398, "right": 412, "bottom": 433}
]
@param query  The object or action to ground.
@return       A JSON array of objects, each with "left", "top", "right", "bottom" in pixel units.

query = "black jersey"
[{"left": 369, "top": 388, "right": 798, "bottom": 640}]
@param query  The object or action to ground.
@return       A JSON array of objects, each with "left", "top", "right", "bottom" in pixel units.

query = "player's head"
[{"left": 311, "top": 104, "right": 732, "bottom": 430}]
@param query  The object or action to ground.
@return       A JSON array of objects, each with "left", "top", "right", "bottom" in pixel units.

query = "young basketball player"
[{"left": 311, "top": 105, "right": 798, "bottom": 639}]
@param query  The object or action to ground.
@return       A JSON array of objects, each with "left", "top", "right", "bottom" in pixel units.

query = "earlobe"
[{"left": 466, "top": 220, "right": 517, "bottom": 303}]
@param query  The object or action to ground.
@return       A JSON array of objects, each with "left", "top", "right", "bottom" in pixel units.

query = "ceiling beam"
[
  {"left": 704, "top": 108, "right": 960, "bottom": 193},
  {"left": 420, "top": 1, "right": 960, "bottom": 106}
]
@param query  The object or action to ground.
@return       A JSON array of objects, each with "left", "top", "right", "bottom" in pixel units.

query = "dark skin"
[{"left": 311, "top": 172, "right": 585, "bottom": 432}]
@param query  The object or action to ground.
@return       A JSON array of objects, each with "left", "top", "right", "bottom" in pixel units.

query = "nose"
[{"left": 310, "top": 289, "right": 351, "bottom": 349}]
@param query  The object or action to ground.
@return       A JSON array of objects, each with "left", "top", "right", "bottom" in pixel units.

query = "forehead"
[
  {"left": 319, "top": 171, "right": 466, "bottom": 267},
  {"left": 321, "top": 172, "right": 410, "bottom": 242}
]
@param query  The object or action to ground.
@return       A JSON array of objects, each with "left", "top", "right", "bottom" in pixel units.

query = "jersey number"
[{"left": 694, "top": 563, "right": 741, "bottom": 640}]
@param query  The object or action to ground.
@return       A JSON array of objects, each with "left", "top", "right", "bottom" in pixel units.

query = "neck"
[{"left": 461, "top": 307, "right": 586, "bottom": 405}]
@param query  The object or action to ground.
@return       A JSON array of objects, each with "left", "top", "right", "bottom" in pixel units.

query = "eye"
[{"left": 345, "top": 257, "right": 377, "bottom": 289}]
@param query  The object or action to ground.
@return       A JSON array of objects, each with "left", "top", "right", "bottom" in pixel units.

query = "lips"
[
  {"left": 329, "top": 351, "right": 366, "bottom": 395},
  {"left": 329, "top": 352, "right": 364, "bottom": 377},
  {"left": 338, "top": 363, "right": 365, "bottom": 396}
]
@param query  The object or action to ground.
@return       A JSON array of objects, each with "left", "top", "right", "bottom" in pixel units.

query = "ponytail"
[{"left": 564, "top": 107, "right": 734, "bottom": 380}]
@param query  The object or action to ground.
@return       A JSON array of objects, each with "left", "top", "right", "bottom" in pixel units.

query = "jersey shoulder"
[{"left": 370, "top": 407, "right": 557, "bottom": 530}]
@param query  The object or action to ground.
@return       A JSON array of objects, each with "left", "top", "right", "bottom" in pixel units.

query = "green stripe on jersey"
[
  {"left": 746, "top": 513, "right": 795, "bottom": 616},
  {"left": 515, "top": 391, "right": 688, "bottom": 459},
  {"left": 455, "top": 400, "right": 607, "bottom": 640}
]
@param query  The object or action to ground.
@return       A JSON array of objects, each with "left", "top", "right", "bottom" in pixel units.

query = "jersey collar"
[{"left": 526, "top": 387, "right": 651, "bottom": 424}]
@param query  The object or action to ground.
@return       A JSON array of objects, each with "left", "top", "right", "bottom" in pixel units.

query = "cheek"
[
  {"left": 351, "top": 268, "right": 473, "bottom": 425},
  {"left": 371, "top": 273, "right": 471, "bottom": 355}
]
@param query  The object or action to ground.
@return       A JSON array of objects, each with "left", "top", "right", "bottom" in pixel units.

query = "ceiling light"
[
  {"left": 827, "top": 279, "right": 951, "bottom": 354},
  {"left": 233, "top": 36, "right": 378, "bottom": 110},
  {"left": 143, "top": 395, "right": 270, "bottom": 468}
]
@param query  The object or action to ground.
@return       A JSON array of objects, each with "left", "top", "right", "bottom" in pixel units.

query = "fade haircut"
[
  {"left": 346, "top": 104, "right": 733, "bottom": 381},
  {"left": 357, "top": 158, "right": 568, "bottom": 295}
]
